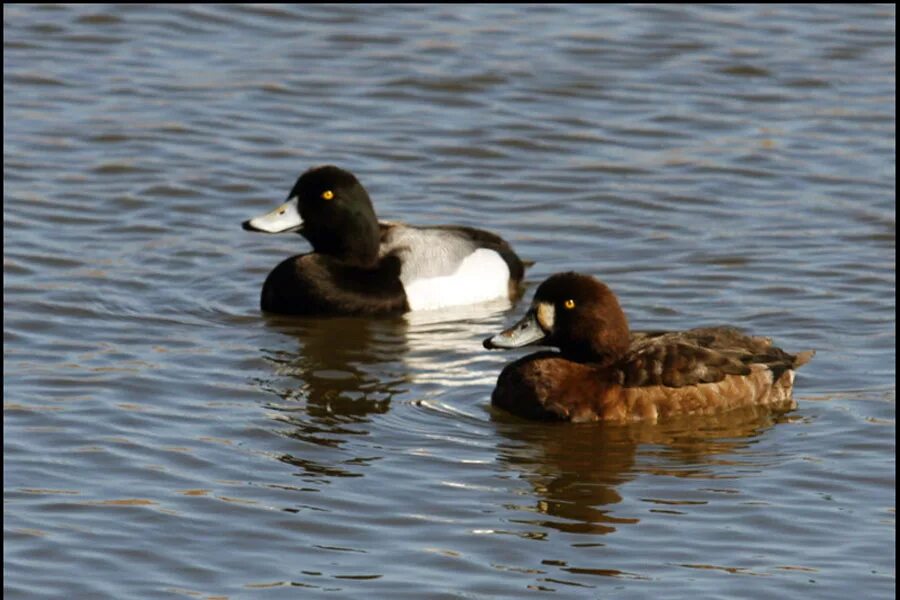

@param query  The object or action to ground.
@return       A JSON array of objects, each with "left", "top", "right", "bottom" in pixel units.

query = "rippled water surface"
[{"left": 4, "top": 4, "right": 895, "bottom": 599}]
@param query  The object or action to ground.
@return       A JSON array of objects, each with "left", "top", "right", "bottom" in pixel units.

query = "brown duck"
[{"left": 483, "top": 272, "right": 814, "bottom": 422}]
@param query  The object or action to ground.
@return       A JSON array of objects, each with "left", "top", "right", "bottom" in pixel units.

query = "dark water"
[{"left": 4, "top": 4, "right": 895, "bottom": 598}]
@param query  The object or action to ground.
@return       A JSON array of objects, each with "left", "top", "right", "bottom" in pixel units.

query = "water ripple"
[{"left": 4, "top": 3, "right": 894, "bottom": 599}]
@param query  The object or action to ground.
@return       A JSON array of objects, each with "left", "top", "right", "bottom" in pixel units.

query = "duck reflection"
[
  {"left": 492, "top": 406, "right": 799, "bottom": 536},
  {"left": 253, "top": 301, "right": 513, "bottom": 479},
  {"left": 253, "top": 314, "right": 409, "bottom": 477},
  {"left": 258, "top": 313, "right": 409, "bottom": 420}
]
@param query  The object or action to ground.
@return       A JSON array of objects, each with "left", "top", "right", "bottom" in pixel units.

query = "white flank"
[{"left": 403, "top": 248, "right": 510, "bottom": 311}]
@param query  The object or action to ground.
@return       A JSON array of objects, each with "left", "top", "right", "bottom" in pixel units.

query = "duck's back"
[
  {"left": 622, "top": 326, "right": 812, "bottom": 387},
  {"left": 379, "top": 223, "right": 525, "bottom": 311},
  {"left": 611, "top": 326, "right": 814, "bottom": 420}
]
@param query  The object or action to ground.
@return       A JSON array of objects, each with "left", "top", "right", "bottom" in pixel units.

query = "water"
[{"left": 4, "top": 4, "right": 894, "bottom": 598}]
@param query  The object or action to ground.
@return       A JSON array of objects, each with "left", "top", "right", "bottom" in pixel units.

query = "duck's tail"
[
  {"left": 793, "top": 349, "right": 816, "bottom": 367},
  {"left": 767, "top": 348, "right": 815, "bottom": 383}
]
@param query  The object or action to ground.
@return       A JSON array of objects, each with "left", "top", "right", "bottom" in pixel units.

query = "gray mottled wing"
[
  {"left": 378, "top": 224, "right": 482, "bottom": 285},
  {"left": 621, "top": 326, "right": 810, "bottom": 387},
  {"left": 617, "top": 341, "right": 751, "bottom": 388}
]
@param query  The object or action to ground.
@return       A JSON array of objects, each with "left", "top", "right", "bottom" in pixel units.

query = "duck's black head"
[
  {"left": 243, "top": 165, "right": 381, "bottom": 266},
  {"left": 483, "top": 272, "right": 630, "bottom": 364}
]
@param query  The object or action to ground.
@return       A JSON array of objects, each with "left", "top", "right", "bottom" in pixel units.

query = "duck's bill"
[
  {"left": 483, "top": 307, "right": 548, "bottom": 349},
  {"left": 242, "top": 197, "right": 303, "bottom": 233}
]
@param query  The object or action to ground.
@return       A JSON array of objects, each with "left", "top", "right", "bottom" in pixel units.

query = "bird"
[
  {"left": 243, "top": 165, "right": 525, "bottom": 315},
  {"left": 483, "top": 272, "right": 814, "bottom": 422}
]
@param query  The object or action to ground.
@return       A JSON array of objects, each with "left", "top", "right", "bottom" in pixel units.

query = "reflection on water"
[
  {"left": 4, "top": 3, "right": 893, "bottom": 598},
  {"left": 255, "top": 299, "right": 513, "bottom": 414},
  {"left": 255, "top": 302, "right": 511, "bottom": 411},
  {"left": 252, "top": 304, "right": 511, "bottom": 479},
  {"left": 258, "top": 315, "right": 409, "bottom": 417},
  {"left": 493, "top": 406, "right": 796, "bottom": 537},
  {"left": 254, "top": 316, "right": 409, "bottom": 478}
]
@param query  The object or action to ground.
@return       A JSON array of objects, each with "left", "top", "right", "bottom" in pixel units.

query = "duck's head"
[
  {"left": 243, "top": 165, "right": 381, "bottom": 264},
  {"left": 483, "top": 272, "right": 630, "bottom": 364}
]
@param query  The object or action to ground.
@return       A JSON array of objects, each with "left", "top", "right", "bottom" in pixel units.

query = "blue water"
[{"left": 4, "top": 4, "right": 894, "bottom": 599}]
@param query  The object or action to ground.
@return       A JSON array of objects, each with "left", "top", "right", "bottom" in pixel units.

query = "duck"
[
  {"left": 483, "top": 272, "right": 814, "bottom": 422},
  {"left": 242, "top": 165, "right": 525, "bottom": 315}
]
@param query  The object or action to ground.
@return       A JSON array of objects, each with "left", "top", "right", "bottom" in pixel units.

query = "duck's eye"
[
  {"left": 321, "top": 190, "right": 334, "bottom": 200},
  {"left": 563, "top": 299, "right": 576, "bottom": 310},
  {"left": 278, "top": 208, "right": 286, "bottom": 215}
]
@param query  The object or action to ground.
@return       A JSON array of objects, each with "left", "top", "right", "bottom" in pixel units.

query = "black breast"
[{"left": 261, "top": 254, "right": 406, "bottom": 315}]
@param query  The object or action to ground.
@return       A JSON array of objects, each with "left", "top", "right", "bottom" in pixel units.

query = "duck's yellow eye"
[
  {"left": 564, "top": 299, "right": 575, "bottom": 310},
  {"left": 321, "top": 190, "right": 334, "bottom": 200}
]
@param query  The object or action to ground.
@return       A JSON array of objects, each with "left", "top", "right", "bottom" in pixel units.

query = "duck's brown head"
[{"left": 483, "top": 272, "right": 630, "bottom": 364}]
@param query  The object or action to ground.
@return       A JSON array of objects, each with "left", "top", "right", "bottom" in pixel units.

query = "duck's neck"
[
  {"left": 562, "top": 343, "right": 627, "bottom": 367},
  {"left": 303, "top": 200, "right": 382, "bottom": 267},
  {"left": 305, "top": 221, "right": 380, "bottom": 267},
  {"left": 562, "top": 316, "right": 631, "bottom": 366}
]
